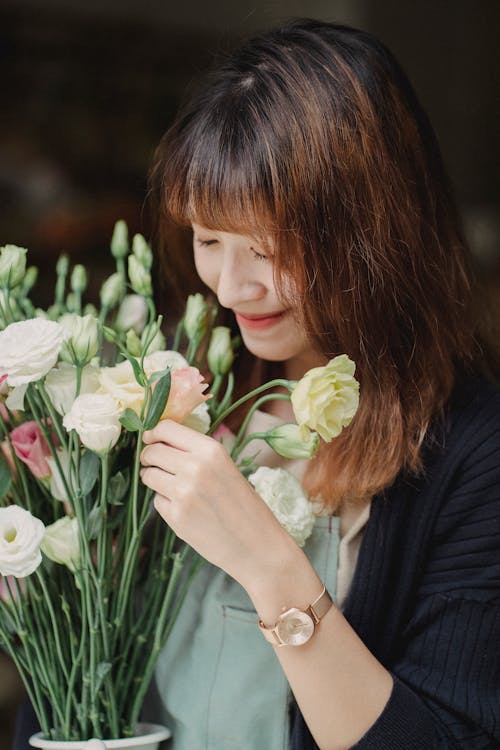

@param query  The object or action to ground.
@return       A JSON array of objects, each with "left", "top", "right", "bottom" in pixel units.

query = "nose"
[{"left": 215, "top": 250, "right": 266, "bottom": 310}]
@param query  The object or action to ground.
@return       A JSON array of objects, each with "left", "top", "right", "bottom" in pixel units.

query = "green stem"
[{"left": 209, "top": 378, "right": 293, "bottom": 434}]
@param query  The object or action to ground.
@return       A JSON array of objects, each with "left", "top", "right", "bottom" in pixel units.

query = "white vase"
[{"left": 29, "top": 723, "right": 171, "bottom": 750}]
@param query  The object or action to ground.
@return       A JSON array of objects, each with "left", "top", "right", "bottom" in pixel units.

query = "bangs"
[{"left": 160, "top": 91, "right": 283, "bottom": 247}]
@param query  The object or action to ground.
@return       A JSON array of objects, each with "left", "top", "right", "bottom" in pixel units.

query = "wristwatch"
[{"left": 258, "top": 586, "right": 333, "bottom": 647}]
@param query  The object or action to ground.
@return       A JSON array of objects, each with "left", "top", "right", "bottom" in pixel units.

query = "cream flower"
[
  {"left": 98, "top": 351, "right": 189, "bottom": 415},
  {"left": 248, "top": 466, "right": 314, "bottom": 547},
  {"left": 291, "top": 354, "right": 359, "bottom": 442},
  {"left": 0, "top": 506, "right": 45, "bottom": 577},
  {"left": 63, "top": 393, "right": 122, "bottom": 454},
  {"left": 45, "top": 362, "right": 100, "bottom": 416},
  {"left": 41, "top": 516, "right": 80, "bottom": 573},
  {"left": 0, "top": 318, "right": 65, "bottom": 387}
]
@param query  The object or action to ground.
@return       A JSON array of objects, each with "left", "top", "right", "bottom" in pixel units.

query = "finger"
[
  {"left": 140, "top": 466, "right": 176, "bottom": 498},
  {"left": 140, "top": 443, "right": 184, "bottom": 474},
  {"left": 143, "top": 419, "right": 208, "bottom": 450},
  {"left": 153, "top": 493, "right": 173, "bottom": 524}
]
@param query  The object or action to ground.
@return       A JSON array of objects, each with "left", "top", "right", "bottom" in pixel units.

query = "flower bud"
[
  {"left": 41, "top": 516, "right": 80, "bottom": 573},
  {"left": 264, "top": 423, "right": 320, "bottom": 459},
  {"left": 115, "top": 294, "right": 148, "bottom": 334},
  {"left": 83, "top": 303, "right": 98, "bottom": 317},
  {"left": 56, "top": 254, "right": 70, "bottom": 277},
  {"left": 70, "top": 264, "right": 87, "bottom": 294},
  {"left": 141, "top": 326, "right": 165, "bottom": 355},
  {"left": 100, "top": 271, "right": 125, "bottom": 309},
  {"left": 125, "top": 329, "right": 142, "bottom": 357},
  {"left": 59, "top": 314, "right": 99, "bottom": 366},
  {"left": 128, "top": 256, "right": 152, "bottom": 297},
  {"left": 0, "top": 245, "right": 27, "bottom": 288},
  {"left": 183, "top": 293, "right": 207, "bottom": 340},
  {"left": 110, "top": 220, "right": 129, "bottom": 260},
  {"left": 207, "top": 326, "right": 234, "bottom": 375},
  {"left": 20, "top": 266, "right": 38, "bottom": 296},
  {"left": 132, "top": 234, "right": 153, "bottom": 269}
]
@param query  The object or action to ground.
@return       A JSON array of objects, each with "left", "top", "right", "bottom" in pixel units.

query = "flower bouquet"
[{"left": 0, "top": 222, "right": 359, "bottom": 744}]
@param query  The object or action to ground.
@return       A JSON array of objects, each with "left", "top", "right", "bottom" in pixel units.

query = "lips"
[{"left": 235, "top": 311, "right": 286, "bottom": 330}]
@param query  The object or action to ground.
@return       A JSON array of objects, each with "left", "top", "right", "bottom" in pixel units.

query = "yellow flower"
[{"left": 290, "top": 355, "right": 359, "bottom": 442}]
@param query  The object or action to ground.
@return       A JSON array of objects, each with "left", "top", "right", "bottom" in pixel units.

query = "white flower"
[
  {"left": 46, "top": 447, "right": 72, "bottom": 502},
  {"left": 63, "top": 393, "right": 122, "bottom": 454},
  {"left": 45, "top": 362, "right": 100, "bottom": 416},
  {"left": 59, "top": 314, "right": 99, "bottom": 366},
  {"left": 248, "top": 467, "right": 314, "bottom": 547},
  {"left": 115, "top": 294, "right": 148, "bottom": 334},
  {"left": 41, "top": 516, "right": 80, "bottom": 573},
  {"left": 0, "top": 318, "right": 65, "bottom": 387},
  {"left": 0, "top": 506, "right": 45, "bottom": 577}
]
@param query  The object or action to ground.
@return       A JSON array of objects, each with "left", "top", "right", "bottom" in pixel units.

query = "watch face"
[{"left": 276, "top": 608, "right": 315, "bottom": 646}]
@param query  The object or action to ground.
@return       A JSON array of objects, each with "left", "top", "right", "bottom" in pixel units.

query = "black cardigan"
[
  {"left": 292, "top": 375, "right": 500, "bottom": 749},
  {"left": 14, "top": 376, "right": 500, "bottom": 749}
]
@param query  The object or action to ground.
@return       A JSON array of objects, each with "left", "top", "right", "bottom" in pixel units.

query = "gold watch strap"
[{"left": 306, "top": 585, "right": 332, "bottom": 623}]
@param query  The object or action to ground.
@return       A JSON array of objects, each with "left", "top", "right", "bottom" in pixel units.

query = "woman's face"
[{"left": 191, "top": 223, "right": 323, "bottom": 378}]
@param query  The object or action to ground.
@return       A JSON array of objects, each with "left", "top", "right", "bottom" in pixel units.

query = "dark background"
[{"left": 0, "top": 0, "right": 499, "bottom": 746}]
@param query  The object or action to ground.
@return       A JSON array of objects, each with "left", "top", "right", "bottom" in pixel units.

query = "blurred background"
[{"left": 0, "top": 0, "right": 499, "bottom": 746}]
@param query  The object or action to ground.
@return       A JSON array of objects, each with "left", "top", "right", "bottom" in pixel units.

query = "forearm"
[{"left": 245, "top": 546, "right": 393, "bottom": 750}]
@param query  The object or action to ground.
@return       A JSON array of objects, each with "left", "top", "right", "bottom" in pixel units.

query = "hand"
[{"left": 140, "top": 420, "right": 298, "bottom": 588}]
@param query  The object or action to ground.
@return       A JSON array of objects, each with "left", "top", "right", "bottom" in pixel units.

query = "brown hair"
[{"left": 149, "top": 19, "right": 490, "bottom": 509}]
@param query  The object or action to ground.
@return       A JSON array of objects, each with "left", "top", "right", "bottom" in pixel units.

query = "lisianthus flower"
[
  {"left": 9, "top": 420, "right": 55, "bottom": 479},
  {"left": 248, "top": 466, "right": 314, "bottom": 547},
  {"left": 263, "top": 423, "right": 320, "bottom": 459},
  {"left": 291, "top": 354, "right": 360, "bottom": 442},
  {"left": 0, "top": 505, "right": 45, "bottom": 577},
  {"left": 63, "top": 393, "right": 122, "bottom": 454},
  {"left": 0, "top": 318, "right": 65, "bottom": 387},
  {"left": 161, "top": 367, "right": 211, "bottom": 423},
  {"left": 41, "top": 516, "right": 80, "bottom": 573},
  {"left": 45, "top": 362, "right": 100, "bottom": 416}
]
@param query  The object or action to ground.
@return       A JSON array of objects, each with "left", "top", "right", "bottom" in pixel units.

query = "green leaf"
[
  {"left": 0, "top": 449, "right": 12, "bottom": 500},
  {"left": 144, "top": 370, "right": 171, "bottom": 430},
  {"left": 107, "top": 469, "right": 130, "bottom": 505},
  {"left": 85, "top": 504, "right": 104, "bottom": 540},
  {"left": 120, "top": 408, "right": 143, "bottom": 433},
  {"left": 128, "top": 355, "right": 147, "bottom": 387},
  {"left": 79, "top": 451, "right": 100, "bottom": 496}
]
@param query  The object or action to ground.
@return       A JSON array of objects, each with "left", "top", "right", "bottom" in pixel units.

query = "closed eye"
[
  {"left": 195, "top": 238, "right": 218, "bottom": 247},
  {"left": 249, "top": 247, "right": 270, "bottom": 262}
]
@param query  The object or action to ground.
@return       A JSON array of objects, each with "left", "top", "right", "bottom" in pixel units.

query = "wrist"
[{"left": 242, "top": 539, "right": 325, "bottom": 626}]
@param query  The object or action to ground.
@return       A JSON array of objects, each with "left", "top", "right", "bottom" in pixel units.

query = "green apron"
[{"left": 151, "top": 515, "right": 340, "bottom": 750}]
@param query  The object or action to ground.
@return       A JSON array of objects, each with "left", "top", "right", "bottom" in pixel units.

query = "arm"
[{"left": 140, "top": 420, "right": 393, "bottom": 750}]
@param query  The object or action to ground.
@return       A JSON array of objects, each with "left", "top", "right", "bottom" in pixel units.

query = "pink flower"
[
  {"left": 161, "top": 367, "right": 211, "bottom": 423},
  {"left": 9, "top": 421, "right": 56, "bottom": 479}
]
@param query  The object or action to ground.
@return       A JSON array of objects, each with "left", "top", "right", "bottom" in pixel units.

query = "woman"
[{"left": 140, "top": 18, "right": 500, "bottom": 750}]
